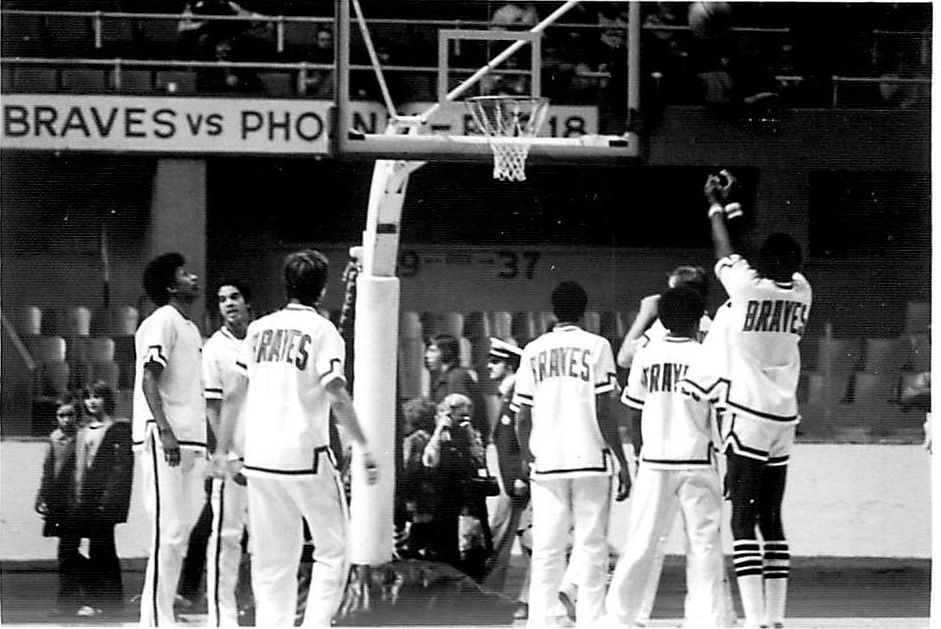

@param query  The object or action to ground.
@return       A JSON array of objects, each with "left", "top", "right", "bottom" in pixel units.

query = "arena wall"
[{"left": 0, "top": 441, "right": 930, "bottom": 561}]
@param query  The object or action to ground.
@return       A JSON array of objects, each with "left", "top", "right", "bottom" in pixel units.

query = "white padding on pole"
[{"left": 349, "top": 275, "right": 399, "bottom": 566}]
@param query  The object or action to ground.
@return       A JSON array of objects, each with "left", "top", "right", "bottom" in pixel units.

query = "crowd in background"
[{"left": 0, "top": 1, "right": 931, "bottom": 111}]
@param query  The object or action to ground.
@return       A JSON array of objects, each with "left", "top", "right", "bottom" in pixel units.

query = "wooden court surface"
[{"left": 0, "top": 556, "right": 929, "bottom": 627}]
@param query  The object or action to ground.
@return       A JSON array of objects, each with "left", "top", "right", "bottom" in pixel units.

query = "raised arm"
[
  {"left": 706, "top": 174, "right": 735, "bottom": 260},
  {"left": 617, "top": 294, "right": 660, "bottom": 368}
]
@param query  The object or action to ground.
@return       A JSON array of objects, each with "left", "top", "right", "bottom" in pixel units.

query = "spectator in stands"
[
  {"left": 179, "top": 0, "right": 271, "bottom": 61},
  {"left": 491, "top": 2, "right": 539, "bottom": 29},
  {"left": 300, "top": 24, "right": 335, "bottom": 97},
  {"left": 74, "top": 380, "right": 134, "bottom": 617},
  {"left": 196, "top": 38, "right": 262, "bottom": 93},
  {"left": 641, "top": 2, "right": 697, "bottom": 105},
  {"left": 36, "top": 392, "right": 82, "bottom": 616}
]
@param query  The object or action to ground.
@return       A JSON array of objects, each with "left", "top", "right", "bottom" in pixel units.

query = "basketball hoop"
[{"left": 465, "top": 95, "right": 550, "bottom": 182}]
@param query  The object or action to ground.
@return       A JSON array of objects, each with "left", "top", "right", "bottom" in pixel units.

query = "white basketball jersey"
[
  {"left": 512, "top": 324, "right": 618, "bottom": 479},
  {"left": 623, "top": 336, "right": 714, "bottom": 469},
  {"left": 202, "top": 326, "right": 247, "bottom": 457},
  {"left": 133, "top": 305, "right": 206, "bottom": 451},
  {"left": 237, "top": 304, "right": 345, "bottom": 476},
  {"left": 683, "top": 254, "right": 812, "bottom": 424}
]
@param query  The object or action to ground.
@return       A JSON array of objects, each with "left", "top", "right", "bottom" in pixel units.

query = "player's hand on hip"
[
  {"left": 159, "top": 427, "right": 181, "bottom": 467},
  {"left": 363, "top": 451, "right": 379, "bottom": 485},
  {"left": 615, "top": 465, "right": 631, "bottom": 501}
]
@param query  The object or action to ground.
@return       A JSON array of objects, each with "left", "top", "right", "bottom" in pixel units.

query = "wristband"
[
  {"left": 708, "top": 202, "right": 725, "bottom": 217},
  {"left": 226, "top": 452, "right": 241, "bottom": 462},
  {"left": 725, "top": 202, "right": 743, "bottom": 219}
]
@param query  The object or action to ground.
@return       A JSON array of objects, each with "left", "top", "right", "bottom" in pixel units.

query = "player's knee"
[
  {"left": 757, "top": 508, "right": 784, "bottom": 540},
  {"left": 730, "top": 501, "right": 759, "bottom": 540}
]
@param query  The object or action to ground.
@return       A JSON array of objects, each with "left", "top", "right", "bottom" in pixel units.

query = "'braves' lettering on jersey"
[
  {"left": 642, "top": 362, "right": 689, "bottom": 393},
  {"left": 741, "top": 300, "right": 809, "bottom": 334},
  {"left": 237, "top": 304, "right": 345, "bottom": 476},
  {"left": 625, "top": 336, "right": 713, "bottom": 469},
  {"left": 681, "top": 254, "right": 812, "bottom": 425},
  {"left": 530, "top": 346, "right": 592, "bottom": 383},
  {"left": 251, "top": 329, "right": 311, "bottom": 369},
  {"left": 132, "top": 304, "right": 206, "bottom": 451},
  {"left": 513, "top": 324, "right": 617, "bottom": 478}
]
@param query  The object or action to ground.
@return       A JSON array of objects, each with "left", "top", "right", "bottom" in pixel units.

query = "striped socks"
[
  {"left": 763, "top": 540, "right": 790, "bottom": 625},
  {"left": 733, "top": 540, "right": 765, "bottom": 626}
]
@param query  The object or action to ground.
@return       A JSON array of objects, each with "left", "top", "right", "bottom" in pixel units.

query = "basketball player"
[
  {"left": 513, "top": 281, "right": 630, "bottom": 628},
  {"left": 233, "top": 249, "right": 378, "bottom": 628},
  {"left": 133, "top": 252, "right": 208, "bottom": 627},
  {"left": 616, "top": 265, "right": 712, "bottom": 369},
  {"left": 606, "top": 287, "right": 724, "bottom": 628},
  {"left": 682, "top": 174, "right": 812, "bottom": 629},
  {"left": 203, "top": 279, "right": 253, "bottom": 627},
  {"left": 616, "top": 266, "right": 736, "bottom": 626}
]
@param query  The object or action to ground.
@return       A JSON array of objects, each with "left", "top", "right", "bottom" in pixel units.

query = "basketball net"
[{"left": 465, "top": 95, "right": 550, "bottom": 182}]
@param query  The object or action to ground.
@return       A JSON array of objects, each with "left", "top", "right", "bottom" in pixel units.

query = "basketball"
[{"left": 688, "top": 2, "right": 732, "bottom": 40}]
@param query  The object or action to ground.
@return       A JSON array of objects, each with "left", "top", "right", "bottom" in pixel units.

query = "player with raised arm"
[
  {"left": 616, "top": 266, "right": 712, "bottom": 369},
  {"left": 203, "top": 279, "right": 253, "bottom": 627},
  {"left": 606, "top": 286, "right": 724, "bottom": 628},
  {"left": 514, "top": 281, "right": 630, "bottom": 628},
  {"left": 682, "top": 173, "right": 812, "bottom": 629},
  {"left": 230, "top": 249, "right": 378, "bottom": 628},
  {"left": 133, "top": 253, "right": 208, "bottom": 627}
]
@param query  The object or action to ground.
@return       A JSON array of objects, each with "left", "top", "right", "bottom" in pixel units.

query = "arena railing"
[{"left": 1, "top": 9, "right": 931, "bottom": 108}]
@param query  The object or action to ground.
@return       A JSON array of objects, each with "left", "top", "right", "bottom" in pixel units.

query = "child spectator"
[
  {"left": 75, "top": 379, "right": 134, "bottom": 617},
  {"left": 35, "top": 392, "right": 81, "bottom": 616}
]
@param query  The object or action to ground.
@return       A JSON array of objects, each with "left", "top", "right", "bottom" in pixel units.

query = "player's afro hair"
[
  {"left": 658, "top": 287, "right": 705, "bottom": 336},
  {"left": 283, "top": 249, "right": 329, "bottom": 306},
  {"left": 757, "top": 233, "right": 803, "bottom": 282},
  {"left": 551, "top": 281, "right": 588, "bottom": 323},
  {"left": 215, "top": 277, "right": 252, "bottom": 304},
  {"left": 668, "top": 265, "right": 709, "bottom": 300},
  {"left": 83, "top": 378, "right": 116, "bottom": 416},
  {"left": 143, "top": 252, "right": 185, "bottom": 306}
]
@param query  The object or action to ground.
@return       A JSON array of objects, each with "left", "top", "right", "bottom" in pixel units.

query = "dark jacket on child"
[
  {"left": 37, "top": 428, "right": 77, "bottom": 538},
  {"left": 72, "top": 419, "right": 134, "bottom": 529}
]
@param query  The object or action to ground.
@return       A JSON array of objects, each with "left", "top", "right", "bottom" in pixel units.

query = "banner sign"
[
  {"left": 1, "top": 95, "right": 334, "bottom": 154},
  {"left": 1, "top": 94, "right": 599, "bottom": 154}
]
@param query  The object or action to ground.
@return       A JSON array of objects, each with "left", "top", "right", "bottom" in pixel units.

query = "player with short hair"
[
  {"left": 682, "top": 174, "right": 812, "bottom": 629},
  {"left": 133, "top": 252, "right": 208, "bottom": 627},
  {"left": 513, "top": 280, "right": 630, "bottom": 628},
  {"left": 606, "top": 286, "right": 724, "bottom": 627},
  {"left": 232, "top": 249, "right": 378, "bottom": 628},
  {"left": 203, "top": 278, "right": 253, "bottom": 627},
  {"left": 617, "top": 265, "right": 712, "bottom": 369}
]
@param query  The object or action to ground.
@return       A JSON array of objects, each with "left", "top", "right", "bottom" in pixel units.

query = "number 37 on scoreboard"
[{"left": 397, "top": 250, "right": 542, "bottom": 280}]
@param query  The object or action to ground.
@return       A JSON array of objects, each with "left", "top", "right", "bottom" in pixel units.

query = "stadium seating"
[
  {"left": 62, "top": 306, "right": 92, "bottom": 337},
  {"left": 850, "top": 372, "right": 899, "bottom": 405},
  {"left": 600, "top": 310, "right": 627, "bottom": 347},
  {"left": 490, "top": 311, "right": 512, "bottom": 340},
  {"left": 816, "top": 336, "right": 863, "bottom": 376},
  {"left": 24, "top": 335, "right": 67, "bottom": 363},
  {"left": 11, "top": 306, "right": 42, "bottom": 337},
  {"left": 861, "top": 337, "right": 907, "bottom": 376},
  {"left": 1, "top": 13, "right": 45, "bottom": 56},
  {"left": 258, "top": 71, "right": 295, "bottom": 97},
  {"left": 155, "top": 70, "right": 197, "bottom": 94},
  {"left": 511, "top": 311, "right": 538, "bottom": 345},
  {"left": 82, "top": 360, "right": 121, "bottom": 390},
  {"left": 12, "top": 66, "right": 59, "bottom": 92},
  {"left": 462, "top": 311, "right": 490, "bottom": 340},
  {"left": 60, "top": 68, "right": 109, "bottom": 93},
  {"left": 139, "top": 17, "right": 182, "bottom": 59},
  {"left": 115, "top": 69, "right": 155, "bottom": 92},
  {"left": 583, "top": 311, "right": 601, "bottom": 335},
  {"left": 98, "top": 16, "right": 136, "bottom": 57}
]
